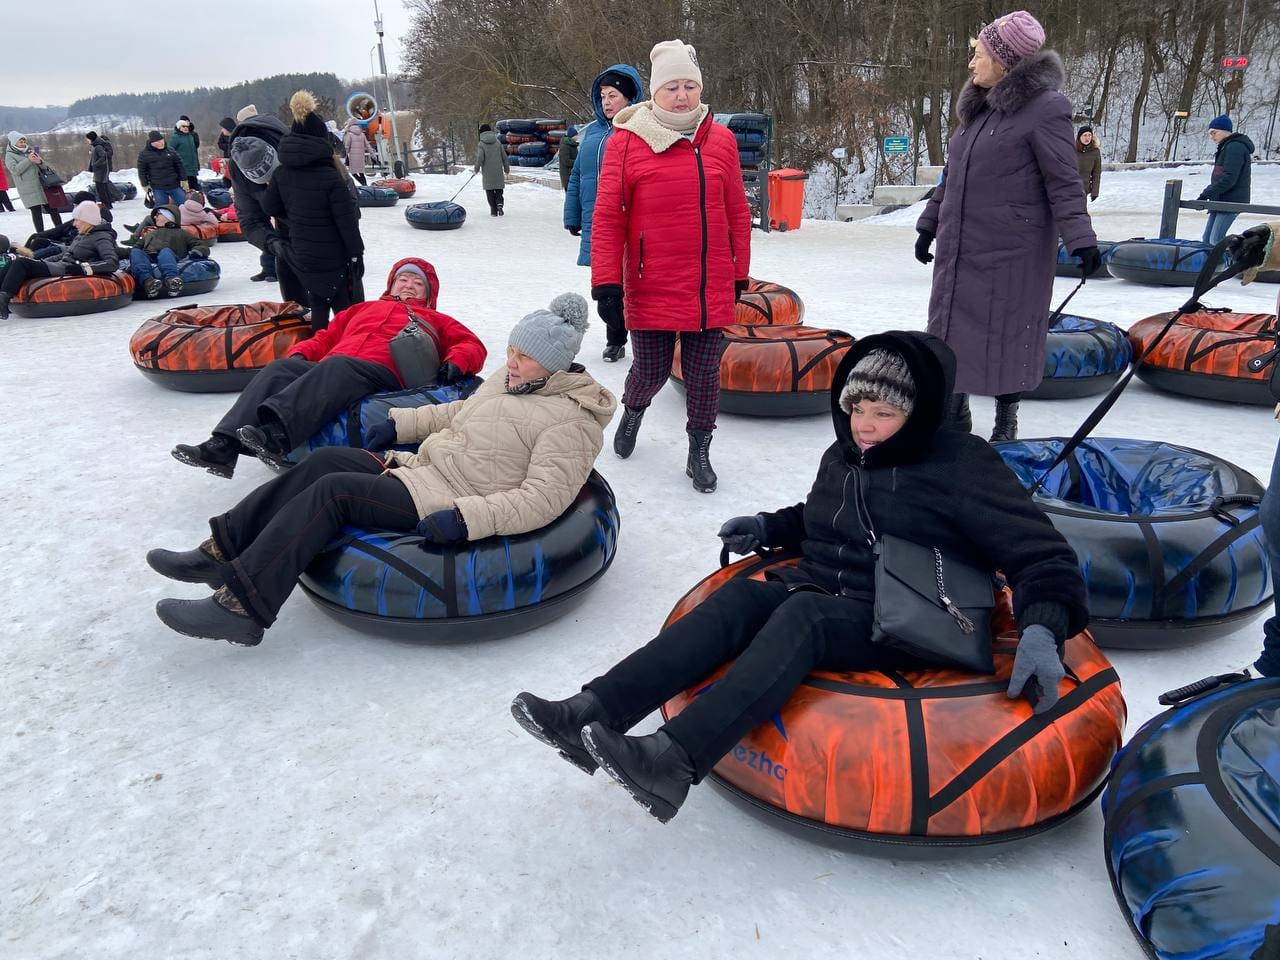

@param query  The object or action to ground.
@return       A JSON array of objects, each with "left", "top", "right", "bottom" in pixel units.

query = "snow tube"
[
  {"left": 372, "top": 177, "right": 416, "bottom": 198},
  {"left": 281, "top": 378, "right": 484, "bottom": 467},
  {"left": 509, "top": 156, "right": 550, "bottom": 167},
  {"left": 10, "top": 271, "right": 135, "bottom": 319},
  {"left": 534, "top": 118, "right": 565, "bottom": 130},
  {"left": 182, "top": 222, "right": 219, "bottom": 244},
  {"left": 735, "top": 130, "right": 766, "bottom": 147},
  {"left": 724, "top": 113, "right": 768, "bottom": 133},
  {"left": 516, "top": 142, "right": 550, "bottom": 157},
  {"left": 216, "top": 219, "right": 245, "bottom": 242},
  {"left": 497, "top": 119, "right": 538, "bottom": 135},
  {"left": 660, "top": 553, "right": 1126, "bottom": 849},
  {"left": 405, "top": 201, "right": 467, "bottom": 231},
  {"left": 739, "top": 148, "right": 766, "bottom": 167},
  {"left": 198, "top": 178, "right": 225, "bottom": 194},
  {"left": 84, "top": 181, "right": 138, "bottom": 202},
  {"left": 1108, "top": 238, "right": 1236, "bottom": 286},
  {"left": 500, "top": 134, "right": 537, "bottom": 146},
  {"left": 996, "top": 438, "right": 1271, "bottom": 648},
  {"left": 1128, "top": 310, "right": 1278, "bottom": 406},
  {"left": 205, "top": 188, "right": 233, "bottom": 210},
  {"left": 1104, "top": 675, "right": 1280, "bottom": 960},
  {"left": 298, "top": 470, "right": 620, "bottom": 642},
  {"left": 132, "top": 257, "right": 221, "bottom": 299},
  {"left": 357, "top": 185, "right": 399, "bottom": 207},
  {"left": 734, "top": 278, "right": 805, "bottom": 327},
  {"left": 1027, "top": 314, "right": 1132, "bottom": 400},
  {"left": 672, "top": 324, "right": 854, "bottom": 416},
  {"left": 1055, "top": 240, "right": 1116, "bottom": 278},
  {"left": 129, "top": 300, "right": 312, "bottom": 393}
]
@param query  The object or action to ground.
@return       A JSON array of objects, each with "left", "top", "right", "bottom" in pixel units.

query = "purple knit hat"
[{"left": 978, "top": 11, "right": 1046, "bottom": 70}]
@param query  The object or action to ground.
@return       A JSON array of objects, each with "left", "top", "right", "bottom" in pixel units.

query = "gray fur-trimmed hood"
[{"left": 957, "top": 50, "right": 1065, "bottom": 125}]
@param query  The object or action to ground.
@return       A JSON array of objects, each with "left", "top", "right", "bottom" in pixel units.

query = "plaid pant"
[{"left": 624, "top": 328, "right": 723, "bottom": 432}]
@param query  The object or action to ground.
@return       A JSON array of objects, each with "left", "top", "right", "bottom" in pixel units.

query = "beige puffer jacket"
[{"left": 385, "top": 367, "right": 617, "bottom": 540}]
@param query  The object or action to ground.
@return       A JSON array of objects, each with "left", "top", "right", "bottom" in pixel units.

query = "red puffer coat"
[
  {"left": 287, "top": 256, "right": 487, "bottom": 384},
  {"left": 590, "top": 106, "right": 751, "bottom": 332}
]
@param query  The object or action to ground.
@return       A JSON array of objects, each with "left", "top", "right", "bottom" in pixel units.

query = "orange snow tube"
[
  {"left": 216, "top": 219, "right": 245, "bottom": 242},
  {"left": 734, "top": 279, "right": 805, "bottom": 327},
  {"left": 1127, "top": 310, "right": 1278, "bottom": 405},
  {"left": 182, "top": 222, "right": 219, "bottom": 244},
  {"left": 660, "top": 554, "right": 1127, "bottom": 849},
  {"left": 10, "top": 271, "right": 136, "bottom": 318},
  {"left": 671, "top": 324, "right": 855, "bottom": 416},
  {"left": 372, "top": 177, "right": 416, "bottom": 197},
  {"left": 129, "top": 301, "right": 312, "bottom": 393}
]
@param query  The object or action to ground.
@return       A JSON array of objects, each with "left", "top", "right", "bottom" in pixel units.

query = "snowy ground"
[{"left": 2, "top": 164, "right": 1277, "bottom": 959}]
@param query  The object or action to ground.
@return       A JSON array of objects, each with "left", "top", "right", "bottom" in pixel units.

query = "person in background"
[
  {"left": 565, "top": 64, "right": 644, "bottom": 363},
  {"left": 228, "top": 107, "right": 300, "bottom": 295},
  {"left": 170, "top": 118, "right": 201, "bottom": 192},
  {"left": 217, "top": 117, "right": 236, "bottom": 185},
  {"left": 0, "top": 149, "right": 15, "bottom": 213},
  {"left": 180, "top": 190, "right": 219, "bottom": 228},
  {"left": 1075, "top": 126, "right": 1101, "bottom": 202},
  {"left": 1198, "top": 115, "right": 1254, "bottom": 245},
  {"left": 558, "top": 125, "right": 579, "bottom": 192},
  {"left": 0, "top": 201, "right": 118, "bottom": 319},
  {"left": 343, "top": 117, "right": 369, "bottom": 185},
  {"left": 125, "top": 204, "right": 209, "bottom": 299},
  {"left": 137, "top": 131, "right": 188, "bottom": 209},
  {"left": 474, "top": 124, "right": 509, "bottom": 216},
  {"left": 85, "top": 131, "right": 115, "bottom": 222},
  {"left": 4, "top": 133, "right": 63, "bottom": 233}
]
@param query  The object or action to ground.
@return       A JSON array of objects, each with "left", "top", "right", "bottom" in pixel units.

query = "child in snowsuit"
[
  {"left": 126, "top": 205, "right": 209, "bottom": 299},
  {"left": 513, "top": 330, "right": 1089, "bottom": 823}
]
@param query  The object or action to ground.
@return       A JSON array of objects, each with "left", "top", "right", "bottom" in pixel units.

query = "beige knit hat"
[
  {"left": 649, "top": 40, "right": 702, "bottom": 94},
  {"left": 235, "top": 104, "right": 258, "bottom": 123}
]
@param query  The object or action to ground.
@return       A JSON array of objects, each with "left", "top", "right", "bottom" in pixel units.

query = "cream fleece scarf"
[{"left": 612, "top": 102, "right": 710, "bottom": 153}]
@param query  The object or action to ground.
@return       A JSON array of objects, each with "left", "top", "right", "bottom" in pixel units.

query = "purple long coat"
[{"left": 918, "top": 51, "right": 1096, "bottom": 397}]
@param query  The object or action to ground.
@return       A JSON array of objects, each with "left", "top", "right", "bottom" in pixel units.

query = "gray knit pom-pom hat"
[
  {"left": 508, "top": 292, "right": 590, "bottom": 372},
  {"left": 839, "top": 348, "right": 916, "bottom": 415}
]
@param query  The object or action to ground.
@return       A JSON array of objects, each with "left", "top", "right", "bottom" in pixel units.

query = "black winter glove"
[
  {"left": 364, "top": 418, "right": 398, "bottom": 452},
  {"left": 567, "top": 225, "right": 581, "bottom": 237},
  {"left": 1071, "top": 245, "right": 1102, "bottom": 278},
  {"left": 436, "top": 361, "right": 463, "bottom": 385},
  {"left": 1226, "top": 225, "right": 1271, "bottom": 269},
  {"left": 1007, "top": 625, "right": 1065, "bottom": 715},
  {"left": 416, "top": 507, "right": 468, "bottom": 546},
  {"left": 266, "top": 236, "right": 286, "bottom": 260},
  {"left": 718, "top": 514, "right": 767, "bottom": 555},
  {"left": 595, "top": 294, "right": 624, "bottom": 329},
  {"left": 734, "top": 278, "right": 749, "bottom": 300},
  {"left": 914, "top": 229, "right": 935, "bottom": 265}
]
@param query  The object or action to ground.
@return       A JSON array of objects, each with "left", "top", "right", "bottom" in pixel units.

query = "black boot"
[
  {"left": 236, "top": 423, "right": 291, "bottom": 468},
  {"left": 155, "top": 587, "right": 264, "bottom": 646},
  {"left": 171, "top": 434, "right": 239, "bottom": 478},
  {"left": 249, "top": 270, "right": 268, "bottom": 282},
  {"left": 602, "top": 344, "right": 626, "bottom": 363},
  {"left": 143, "top": 277, "right": 163, "bottom": 299},
  {"left": 686, "top": 429, "right": 717, "bottom": 493},
  {"left": 511, "top": 689, "right": 611, "bottom": 775},
  {"left": 146, "top": 537, "right": 225, "bottom": 588},
  {"left": 0, "top": 292, "right": 10, "bottom": 320},
  {"left": 613, "top": 406, "right": 645, "bottom": 459},
  {"left": 942, "top": 392, "right": 972, "bottom": 433},
  {"left": 990, "top": 398, "right": 1019, "bottom": 443},
  {"left": 580, "top": 724, "right": 695, "bottom": 823}
]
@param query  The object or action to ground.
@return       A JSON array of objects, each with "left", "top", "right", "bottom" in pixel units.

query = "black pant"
[
  {"left": 304, "top": 272, "right": 357, "bottom": 332},
  {"left": 212, "top": 447, "right": 418, "bottom": 626},
  {"left": 1, "top": 257, "right": 53, "bottom": 297},
  {"left": 587, "top": 579, "right": 898, "bottom": 780},
  {"left": 605, "top": 302, "right": 628, "bottom": 347},
  {"left": 93, "top": 178, "right": 113, "bottom": 220},
  {"left": 0, "top": 190, "right": 14, "bottom": 213},
  {"left": 30, "top": 204, "right": 62, "bottom": 234},
  {"left": 352, "top": 172, "right": 367, "bottom": 185},
  {"left": 186, "top": 175, "right": 199, "bottom": 191},
  {"left": 485, "top": 189, "right": 504, "bottom": 215},
  {"left": 212, "top": 354, "right": 400, "bottom": 450}
]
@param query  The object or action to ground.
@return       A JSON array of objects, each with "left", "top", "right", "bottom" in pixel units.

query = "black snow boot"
[
  {"left": 143, "top": 277, "right": 163, "bottom": 299},
  {"left": 249, "top": 270, "right": 268, "bottom": 282},
  {"left": 511, "top": 689, "right": 612, "bottom": 775},
  {"left": 942, "top": 392, "right": 972, "bottom": 433},
  {"left": 990, "top": 398, "right": 1019, "bottom": 443},
  {"left": 0, "top": 292, "right": 10, "bottom": 320},
  {"left": 686, "top": 430, "right": 717, "bottom": 493},
  {"left": 613, "top": 406, "right": 645, "bottom": 459},
  {"left": 580, "top": 724, "right": 695, "bottom": 823},
  {"left": 602, "top": 344, "right": 626, "bottom": 363},
  {"left": 164, "top": 276, "right": 184, "bottom": 297},
  {"left": 171, "top": 434, "right": 239, "bottom": 478},
  {"left": 146, "top": 537, "right": 225, "bottom": 588},
  {"left": 155, "top": 587, "right": 264, "bottom": 646},
  {"left": 236, "top": 423, "right": 291, "bottom": 468}
]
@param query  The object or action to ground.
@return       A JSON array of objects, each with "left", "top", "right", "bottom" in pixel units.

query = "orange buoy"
[
  {"left": 372, "top": 177, "right": 416, "bottom": 198},
  {"left": 734, "top": 279, "right": 804, "bottom": 327},
  {"left": 10, "top": 272, "right": 136, "bottom": 318},
  {"left": 660, "top": 554, "right": 1127, "bottom": 848},
  {"left": 1127, "top": 311, "right": 1278, "bottom": 405}
]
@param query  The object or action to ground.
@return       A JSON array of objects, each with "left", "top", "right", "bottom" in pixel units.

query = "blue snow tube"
[
  {"left": 739, "top": 148, "right": 765, "bottom": 167},
  {"left": 1108, "top": 238, "right": 1235, "bottom": 286},
  {"left": 299, "top": 470, "right": 620, "bottom": 641},
  {"left": 205, "top": 188, "right": 233, "bottom": 210},
  {"left": 995, "top": 438, "right": 1271, "bottom": 648},
  {"left": 133, "top": 257, "right": 221, "bottom": 299},
  {"left": 198, "top": 178, "right": 225, "bottom": 194},
  {"left": 509, "top": 155, "right": 550, "bottom": 167},
  {"left": 497, "top": 119, "right": 539, "bottom": 135},
  {"left": 405, "top": 201, "right": 467, "bottom": 231},
  {"left": 357, "top": 185, "right": 399, "bottom": 208},
  {"left": 735, "top": 130, "right": 766, "bottom": 147},
  {"left": 1055, "top": 240, "right": 1116, "bottom": 278},
  {"left": 1026, "top": 314, "right": 1132, "bottom": 400},
  {"left": 87, "top": 181, "right": 138, "bottom": 202},
  {"left": 724, "top": 112, "right": 768, "bottom": 134},
  {"left": 516, "top": 141, "right": 550, "bottom": 157},
  {"left": 281, "top": 378, "right": 484, "bottom": 467},
  {"left": 1104, "top": 674, "right": 1280, "bottom": 960}
]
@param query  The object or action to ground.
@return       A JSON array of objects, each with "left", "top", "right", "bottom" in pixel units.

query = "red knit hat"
[{"left": 978, "top": 11, "right": 1045, "bottom": 70}]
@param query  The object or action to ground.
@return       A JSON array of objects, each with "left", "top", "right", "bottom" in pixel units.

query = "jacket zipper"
[
  {"left": 695, "top": 144, "right": 708, "bottom": 330},
  {"left": 637, "top": 233, "right": 645, "bottom": 278}
]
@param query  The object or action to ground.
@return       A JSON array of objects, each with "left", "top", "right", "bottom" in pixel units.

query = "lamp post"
[{"left": 373, "top": 0, "right": 405, "bottom": 176}]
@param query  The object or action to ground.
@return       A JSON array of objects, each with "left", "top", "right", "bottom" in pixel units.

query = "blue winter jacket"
[{"left": 563, "top": 63, "right": 645, "bottom": 267}]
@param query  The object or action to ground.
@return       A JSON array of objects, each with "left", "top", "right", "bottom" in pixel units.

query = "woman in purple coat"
[{"left": 915, "top": 10, "right": 1099, "bottom": 441}]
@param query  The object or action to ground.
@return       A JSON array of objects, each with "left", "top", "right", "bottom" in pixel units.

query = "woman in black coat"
[
  {"left": 260, "top": 90, "right": 364, "bottom": 330},
  {"left": 513, "top": 330, "right": 1089, "bottom": 823}
]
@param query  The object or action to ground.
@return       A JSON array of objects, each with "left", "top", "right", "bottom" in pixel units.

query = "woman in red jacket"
[
  {"left": 171, "top": 257, "right": 487, "bottom": 478},
  {"left": 591, "top": 39, "right": 751, "bottom": 493}
]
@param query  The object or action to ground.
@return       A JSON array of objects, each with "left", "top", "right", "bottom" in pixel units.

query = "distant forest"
[{"left": 0, "top": 106, "right": 68, "bottom": 135}]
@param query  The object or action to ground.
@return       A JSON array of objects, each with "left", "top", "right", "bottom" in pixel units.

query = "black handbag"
[
  {"left": 37, "top": 164, "right": 64, "bottom": 188},
  {"left": 871, "top": 534, "right": 996, "bottom": 674}
]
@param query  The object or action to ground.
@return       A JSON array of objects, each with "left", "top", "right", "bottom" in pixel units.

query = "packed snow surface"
[{"left": 2, "top": 164, "right": 1277, "bottom": 959}]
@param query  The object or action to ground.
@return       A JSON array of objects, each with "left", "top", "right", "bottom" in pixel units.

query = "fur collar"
[
  {"left": 612, "top": 102, "right": 710, "bottom": 153},
  {"left": 957, "top": 50, "right": 1065, "bottom": 125}
]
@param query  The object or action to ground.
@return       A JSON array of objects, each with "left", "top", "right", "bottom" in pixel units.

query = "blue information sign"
[{"left": 882, "top": 136, "right": 911, "bottom": 155}]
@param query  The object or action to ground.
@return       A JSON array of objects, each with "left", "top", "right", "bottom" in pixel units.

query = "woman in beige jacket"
[{"left": 148, "top": 293, "right": 617, "bottom": 646}]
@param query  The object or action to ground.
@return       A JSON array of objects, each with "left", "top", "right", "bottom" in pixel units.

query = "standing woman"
[
  {"left": 474, "top": 124, "right": 509, "bottom": 216},
  {"left": 591, "top": 40, "right": 750, "bottom": 493},
  {"left": 260, "top": 91, "right": 364, "bottom": 331},
  {"left": 1076, "top": 126, "right": 1101, "bottom": 202},
  {"left": 343, "top": 117, "right": 369, "bottom": 185},
  {"left": 170, "top": 119, "right": 201, "bottom": 191},
  {"left": 4, "top": 133, "right": 63, "bottom": 233},
  {"left": 915, "top": 11, "right": 1098, "bottom": 442}
]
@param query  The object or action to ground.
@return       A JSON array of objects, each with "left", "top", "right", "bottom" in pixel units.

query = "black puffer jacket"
[
  {"left": 260, "top": 129, "right": 362, "bottom": 298},
  {"left": 758, "top": 330, "right": 1088, "bottom": 641},
  {"left": 43, "top": 222, "right": 120, "bottom": 276},
  {"left": 136, "top": 143, "right": 185, "bottom": 190},
  {"left": 228, "top": 115, "right": 288, "bottom": 252},
  {"left": 87, "top": 134, "right": 113, "bottom": 180}
]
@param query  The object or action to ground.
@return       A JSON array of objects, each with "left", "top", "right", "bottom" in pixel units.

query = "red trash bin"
[{"left": 768, "top": 168, "right": 808, "bottom": 232}]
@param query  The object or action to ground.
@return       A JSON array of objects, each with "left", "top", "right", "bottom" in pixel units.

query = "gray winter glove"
[
  {"left": 1007, "top": 624, "right": 1066, "bottom": 715},
  {"left": 718, "top": 514, "right": 766, "bottom": 555}
]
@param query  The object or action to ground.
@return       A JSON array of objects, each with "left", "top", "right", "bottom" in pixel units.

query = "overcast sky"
[{"left": 4, "top": 0, "right": 412, "bottom": 108}]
